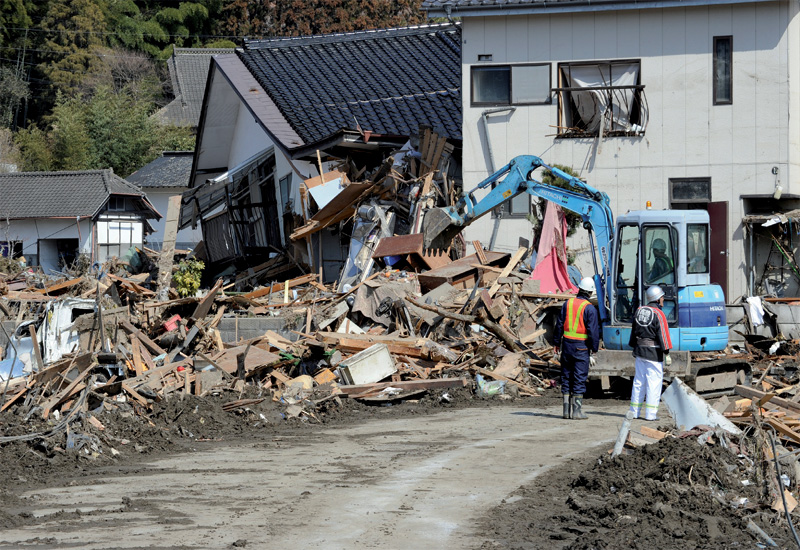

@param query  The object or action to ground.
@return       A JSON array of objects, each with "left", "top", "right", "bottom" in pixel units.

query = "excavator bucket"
[{"left": 422, "top": 207, "right": 464, "bottom": 250}]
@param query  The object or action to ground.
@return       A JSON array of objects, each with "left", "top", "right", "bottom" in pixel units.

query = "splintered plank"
[
  {"left": 1, "top": 383, "right": 31, "bottom": 412},
  {"left": 120, "top": 320, "right": 167, "bottom": 356},
  {"left": 33, "top": 278, "right": 82, "bottom": 295},
  {"left": 131, "top": 336, "right": 144, "bottom": 377},
  {"left": 41, "top": 365, "right": 94, "bottom": 419},
  {"left": 767, "top": 418, "right": 800, "bottom": 445},
  {"left": 472, "top": 241, "right": 489, "bottom": 265},
  {"left": 639, "top": 426, "right": 668, "bottom": 440},
  {"left": 488, "top": 247, "right": 528, "bottom": 298},
  {"left": 191, "top": 278, "right": 223, "bottom": 320},
  {"left": 735, "top": 386, "right": 800, "bottom": 415},
  {"left": 242, "top": 273, "right": 318, "bottom": 300}
]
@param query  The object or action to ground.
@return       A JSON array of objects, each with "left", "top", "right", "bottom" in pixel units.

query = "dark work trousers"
[{"left": 560, "top": 338, "right": 590, "bottom": 395}]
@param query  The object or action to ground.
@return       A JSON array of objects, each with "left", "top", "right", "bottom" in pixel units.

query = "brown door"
[{"left": 707, "top": 201, "right": 728, "bottom": 301}]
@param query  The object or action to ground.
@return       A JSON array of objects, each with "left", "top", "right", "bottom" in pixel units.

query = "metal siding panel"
[
  {"left": 684, "top": 7, "right": 710, "bottom": 168},
  {"left": 661, "top": 10, "right": 687, "bottom": 167}
]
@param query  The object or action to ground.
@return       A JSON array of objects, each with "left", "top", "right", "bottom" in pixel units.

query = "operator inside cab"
[{"left": 647, "top": 238, "right": 674, "bottom": 284}]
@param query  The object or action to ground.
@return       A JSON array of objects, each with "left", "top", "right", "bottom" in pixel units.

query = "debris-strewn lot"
[{"left": 5, "top": 127, "right": 800, "bottom": 546}]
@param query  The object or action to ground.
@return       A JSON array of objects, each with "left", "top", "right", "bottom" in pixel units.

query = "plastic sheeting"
[
  {"left": 564, "top": 63, "right": 639, "bottom": 133},
  {"left": 528, "top": 202, "right": 578, "bottom": 294}
]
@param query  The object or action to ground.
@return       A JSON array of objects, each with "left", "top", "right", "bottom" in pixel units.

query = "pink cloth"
[{"left": 528, "top": 202, "right": 578, "bottom": 294}]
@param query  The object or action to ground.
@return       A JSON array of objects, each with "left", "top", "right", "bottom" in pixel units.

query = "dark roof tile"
[
  {"left": 0, "top": 169, "right": 146, "bottom": 219},
  {"left": 159, "top": 47, "right": 235, "bottom": 127},
  {"left": 237, "top": 23, "right": 461, "bottom": 142},
  {"left": 127, "top": 152, "right": 194, "bottom": 189}
]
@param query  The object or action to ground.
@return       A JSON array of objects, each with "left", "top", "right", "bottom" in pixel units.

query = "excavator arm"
[{"left": 421, "top": 155, "right": 615, "bottom": 321}]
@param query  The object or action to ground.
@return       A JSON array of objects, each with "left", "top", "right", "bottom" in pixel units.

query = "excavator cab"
[{"left": 604, "top": 209, "right": 727, "bottom": 352}]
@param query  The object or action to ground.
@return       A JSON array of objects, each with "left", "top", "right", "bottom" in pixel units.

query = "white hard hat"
[
  {"left": 578, "top": 277, "right": 595, "bottom": 293},
  {"left": 646, "top": 285, "right": 665, "bottom": 303}
]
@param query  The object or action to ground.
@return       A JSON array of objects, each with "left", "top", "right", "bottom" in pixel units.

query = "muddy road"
[{"left": 1, "top": 401, "right": 627, "bottom": 549}]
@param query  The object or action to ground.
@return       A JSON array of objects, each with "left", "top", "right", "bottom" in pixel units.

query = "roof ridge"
[
  {"left": 244, "top": 22, "right": 460, "bottom": 50},
  {"left": 0, "top": 169, "right": 108, "bottom": 177},
  {"left": 174, "top": 46, "right": 236, "bottom": 55}
]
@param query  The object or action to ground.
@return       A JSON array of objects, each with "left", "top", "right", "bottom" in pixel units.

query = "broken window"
[
  {"left": 713, "top": 36, "right": 732, "bottom": 105},
  {"left": 555, "top": 60, "right": 647, "bottom": 137},
  {"left": 471, "top": 63, "right": 551, "bottom": 106}
]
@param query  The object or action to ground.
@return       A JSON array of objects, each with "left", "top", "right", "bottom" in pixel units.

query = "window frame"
[
  {"left": 470, "top": 63, "right": 552, "bottom": 107},
  {"left": 554, "top": 58, "right": 646, "bottom": 138},
  {"left": 107, "top": 196, "right": 126, "bottom": 211},
  {"left": 713, "top": 35, "right": 733, "bottom": 105},
  {"left": 669, "top": 177, "right": 712, "bottom": 204},
  {"left": 686, "top": 223, "right": 710, "bottom": 275}
]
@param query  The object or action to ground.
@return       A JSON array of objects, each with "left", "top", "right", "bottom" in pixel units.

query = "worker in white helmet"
[
  {"left": 628, "top": 285, "right": 673, "bottom": 420},
  {"left": 553, "top": 276, "right": 600, "bottom": 420}
]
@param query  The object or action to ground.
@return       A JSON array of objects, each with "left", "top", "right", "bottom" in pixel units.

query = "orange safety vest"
[{"left": 563, "top": 297, "right": 589, "bottom": 340}]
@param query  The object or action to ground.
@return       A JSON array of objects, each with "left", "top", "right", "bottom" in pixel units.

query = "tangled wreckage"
[{"left": 4, "top": 128, "right": 800, "bottom": 545}]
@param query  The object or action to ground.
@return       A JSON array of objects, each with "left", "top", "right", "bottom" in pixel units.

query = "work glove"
[
  {"left": 665, "top": 354, "right": 672, "bottom": 367},
  {"left": 589, "top": 355, "right": 596, "bottom": 368},
  {"left": 553, "top": 346, "right": 560, "bottom": 357}
]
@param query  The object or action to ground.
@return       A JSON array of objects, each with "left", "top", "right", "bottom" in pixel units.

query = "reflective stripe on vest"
[{"left": 563, "top": 298, "right": 589, "bottom": 340}]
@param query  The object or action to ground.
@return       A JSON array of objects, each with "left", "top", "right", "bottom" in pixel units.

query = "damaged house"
[
  {"left": 424, "top": 0, "right": 800, "bottom": 304},
  {"left": 181, "top": 23, "right": 462, "bottom": 281},
  {"left": 127, "top": 151, "right": 203, "bottom": 251},
  {"left": 0, "top": 170, "right": 161, "bottom": 272}
]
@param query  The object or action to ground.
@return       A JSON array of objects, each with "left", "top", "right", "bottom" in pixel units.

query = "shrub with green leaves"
[{"left": 173, "top": 259, "right": 204, "bottom": 297}]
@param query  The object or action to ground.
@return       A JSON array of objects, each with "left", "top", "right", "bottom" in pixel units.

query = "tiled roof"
[
  {"left": 0, "top": 169, "right": 146, "bottom": 219},
  {"left": 237, "top": 23, "right": 462, "bottom": 144},
  {"left": 127, "top": 151, "right": 194, "bottom": 189},
  {"left": 159, "top": 47, "right": 235, "bottom": 127}
]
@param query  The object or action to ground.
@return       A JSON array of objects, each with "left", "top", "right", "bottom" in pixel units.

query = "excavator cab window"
[
  {"left": 614, "top": 224, "right": 639, "bottom": 322},
  {"left": 687, "top": 224, "right": 709, "bottom": 274},
  {"left": 643, "top": 225, "right": 677, "bottom": 323}
]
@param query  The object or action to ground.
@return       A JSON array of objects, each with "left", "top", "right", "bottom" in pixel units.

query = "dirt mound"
[{"left": 478, "top": 436, "right": 795, "bottom": 550}]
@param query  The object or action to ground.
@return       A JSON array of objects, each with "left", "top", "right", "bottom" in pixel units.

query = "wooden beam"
[
  {"left": 28, "top": 324, "right": 45, "bottom": 372},
  {"left": 119, "top": 319, "right": 167, "bottom": 356},
  {"left": 735, "top": 385, "right": 800, "bottom": 415},
  {"left": 156, "top": 195, "right": 182, "bottom": 299},
  {"left": 242, "top": 273, "right": 319, "bottom": 300},
  {"left": 131, "top": 336, "right": 143, "bottom": 377},
  {"left": 488, "top": 247, "right": 528, "bottom": 298},
  {"left": 41, "top": 365, "right": 93, "bottom": 419}
]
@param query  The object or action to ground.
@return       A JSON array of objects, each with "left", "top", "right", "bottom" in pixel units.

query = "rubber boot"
[
  {"left": 562, "top": 394, "right": 571, "bottom": 419},
  {"left": 572, "top": 394, "right": 588, "bottom": 420}
]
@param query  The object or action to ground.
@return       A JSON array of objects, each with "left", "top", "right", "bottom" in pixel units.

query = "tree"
[
  {"left": 79, "top": 47, "right": 166, "bottom": 103},
  {"left": 219, "top": 0, "right": 426, "bottom": 38},
  {"left": 0, "top": 66, "right": 30, "bottom": 128},
  {"left": 14, "top": 85, "right": 195, "bottom": 176},
  {"left": 39, "top": 0, "right": 109, "bottom": 96},
  {"left": 14, "top": 126, "right": 53, "bottom": 172},
  {"left": 50, "top": 92, "right": 92, "bottom": 170}
]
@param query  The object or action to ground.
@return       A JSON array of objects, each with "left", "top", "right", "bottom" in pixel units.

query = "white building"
[
  {"left": 0, "top": 170, "right": 160, "bottom": 273},
  {"left": 424, "top": 0, "right": 800, "bottom": 302}
]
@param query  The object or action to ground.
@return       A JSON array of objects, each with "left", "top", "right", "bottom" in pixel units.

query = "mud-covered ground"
[
  {"left": 1, "top": 386, "right": 797, "bottom": 548},
  {"left": 477, "top": 435, "right": 796, "bottom": 549}
]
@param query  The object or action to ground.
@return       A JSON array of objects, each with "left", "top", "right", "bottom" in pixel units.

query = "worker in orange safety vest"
[{"left": 553, "top": 277, "right": 600, "bottom": 419}]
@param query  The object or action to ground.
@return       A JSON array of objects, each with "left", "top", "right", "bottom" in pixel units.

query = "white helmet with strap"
[{"left": 578, "top": 277, "right": 595, "bottom": 293}]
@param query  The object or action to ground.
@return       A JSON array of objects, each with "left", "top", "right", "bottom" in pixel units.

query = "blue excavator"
[{"left": 422, "top": 155, "right": 747, "bottom": 394}]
